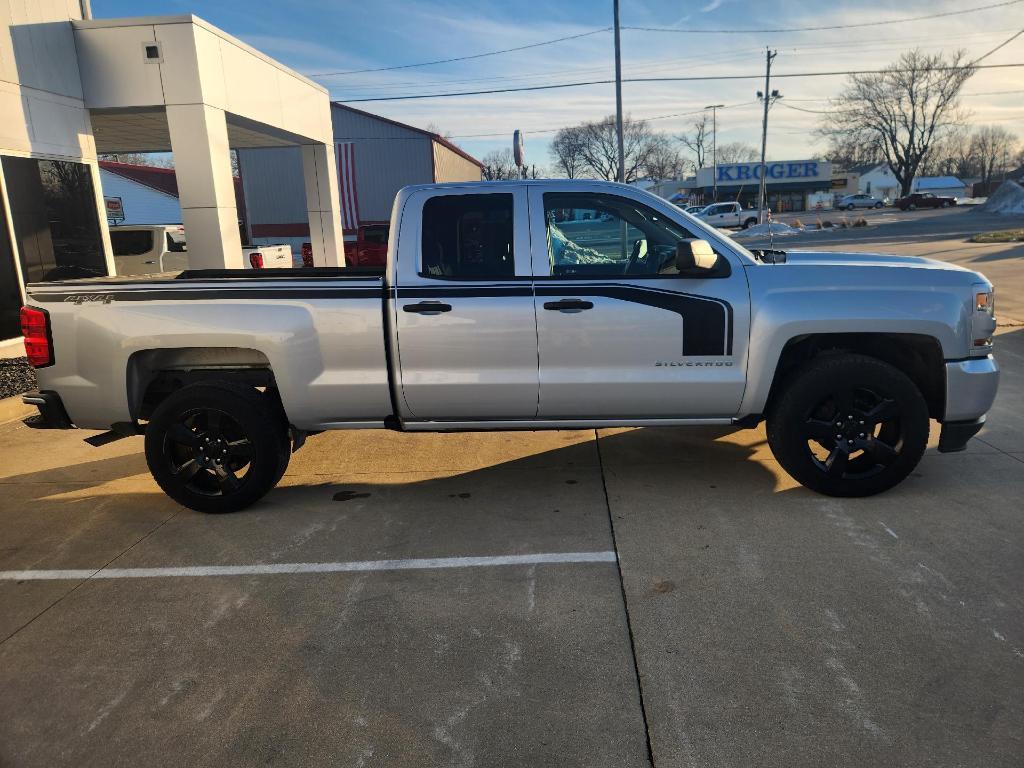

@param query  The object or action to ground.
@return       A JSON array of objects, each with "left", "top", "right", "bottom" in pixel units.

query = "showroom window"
[
  {"left": 0, "top": 191, "right": 20, "bottom": 339},
  {"left": 1, "top": 156, "right": 108, "bottom": 283}
]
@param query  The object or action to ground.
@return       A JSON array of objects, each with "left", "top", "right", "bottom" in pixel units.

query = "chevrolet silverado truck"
[{"left": 20, "top": 180, "right": 999, "bottom": 513}]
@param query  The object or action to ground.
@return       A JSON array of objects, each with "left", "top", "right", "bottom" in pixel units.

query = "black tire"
[
  {"left": 144, "top": 382, "right": 290, "bottom": 513},
  {"left": 941, "top": 201, "right": 951, "bottom": 208},
  {"left": 766, "top": 353, "right": 929, "bottom": 497},
  {"left": 908, "top": 203, "right": 917, "bottom": 211},
  {"left": 743, "top": 217, "right": 758, "bottom": 229},
  {"left": 874, "top": 202, "right": 883, "bottom": 209}
]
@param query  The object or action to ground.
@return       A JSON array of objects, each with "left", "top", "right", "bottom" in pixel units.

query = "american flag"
[{"left": 337, "top": 142, "right": 360, "bottom": 232}]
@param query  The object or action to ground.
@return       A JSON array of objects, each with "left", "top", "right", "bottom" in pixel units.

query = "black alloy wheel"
[
  {"left": 145, "top": 382, "right": 290, "bottom": 513},
  {"left": 163, "top": 408, "right": 254, "bottom": 496},
  {"left": 767, "top": 353, "right": 929, "bottom": 497}
]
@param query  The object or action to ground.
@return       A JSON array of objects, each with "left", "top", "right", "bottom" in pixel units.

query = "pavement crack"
[
  {"left": 0, "top": 507, "right": 181, "bottom": 647},
  {"left": 595, "top": 429, "right": 656, "bottom": 768}
]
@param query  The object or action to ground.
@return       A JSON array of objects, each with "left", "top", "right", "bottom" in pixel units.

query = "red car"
[{"left": 894, "top": 192, "right": 957, "bottom": 211}]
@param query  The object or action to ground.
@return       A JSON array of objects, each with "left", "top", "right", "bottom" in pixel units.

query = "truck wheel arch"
[
  {"left": 763, "top": 333, "right": 946, "bottom": 421},
  {"left": 127, "top": 347, "right": 279, "bottom": 423}
]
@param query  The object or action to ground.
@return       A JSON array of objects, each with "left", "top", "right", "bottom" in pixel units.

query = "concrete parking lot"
[{"left": 1, "top": 207, "right": 1022, "bottom": 767}]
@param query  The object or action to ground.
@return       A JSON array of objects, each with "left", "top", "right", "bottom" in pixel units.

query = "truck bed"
[{"left": 25, "top": 267, "right": 391, "bottom": 431}]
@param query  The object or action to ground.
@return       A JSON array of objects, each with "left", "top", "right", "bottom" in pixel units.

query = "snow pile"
[
  {"left": 979, "top": 180, "right": 1024, "bottom": 215},
  {"left": 731, "top": 222, "right": 803, "bottom": 239}
]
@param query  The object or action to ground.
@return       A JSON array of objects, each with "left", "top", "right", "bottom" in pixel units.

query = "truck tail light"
[
  {"left": 249, "top": 252, "right": 264, "bottom": 269},
  {"left": 301, "top": 242, "right": 314, "bottom": 268},
  {"left": 20, "top": 306, "right": 53, "bottom": 368}
]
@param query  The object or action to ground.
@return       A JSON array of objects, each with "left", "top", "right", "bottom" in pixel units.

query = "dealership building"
[
  {"left": 236, "top": 105, "right": 484, "bottom": 254},
  {"left": 0, "top": 4, "right": 343, "bottom": 346},
  {"left": 689, "top": 160, "right": 835, "bottom": 213}
]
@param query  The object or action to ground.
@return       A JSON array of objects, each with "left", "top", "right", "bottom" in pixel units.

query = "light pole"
[
  {"left": 613, "top": 0, "right": 625, "bottom": 183},
  {"left": 756, "top": 48, "right": 780, "bottom": 224},
  {"left": 706, "top": 103, "right": 724, "bottom": 203}
]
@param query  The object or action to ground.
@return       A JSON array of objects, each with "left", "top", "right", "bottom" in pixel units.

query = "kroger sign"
[{"left": 696, "top": 160, "right": 831, "bottom": 187}]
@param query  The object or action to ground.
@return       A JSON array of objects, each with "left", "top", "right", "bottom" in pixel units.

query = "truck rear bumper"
[
  {"left": 944, "top": 356, "right": 999, "bottom": 423},
  {"left": 22, "top": 391, "right": 73, "bottom": 429}
]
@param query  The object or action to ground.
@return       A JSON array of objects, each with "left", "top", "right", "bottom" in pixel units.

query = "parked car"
[
  {"left": 838, "top": 194, "right": 885, "bottom": 210},
  {"left": 109, "top": 224, "right": 188, "bottom": 275},
  {"left": 697, "top": 201, "right": 762, "bottom": 229},
  {"left": 21, "top": 179, "right": 998, "bottom": 512},
  {"left": 894, "top": 192, "right": 957, "bottom": 211}
]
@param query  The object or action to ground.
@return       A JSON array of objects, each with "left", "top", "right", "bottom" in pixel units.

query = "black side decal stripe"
[
  {"left": 30, "top": 287, "right": 385, "bottom": 303},
  {"left": 395, "top": 285, "right": 533, "bottom": 299},
  {"left": 535, "top": 283, "right": 732, "bottom": 356}
]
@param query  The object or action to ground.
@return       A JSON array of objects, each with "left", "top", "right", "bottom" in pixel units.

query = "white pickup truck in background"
[
  {"left": 697, "top": 202, "right": 762, "bottom": 230},
  {"left": 109, "top": 224, "right": 295, "bottom": 275}
]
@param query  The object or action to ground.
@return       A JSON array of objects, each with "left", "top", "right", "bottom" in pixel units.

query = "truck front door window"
[
  {"left": 543, "top": 192, "right": 712, "bottom": 278},
  {"left": 421, "top": 194, "right": 514, "bottom": 279}
]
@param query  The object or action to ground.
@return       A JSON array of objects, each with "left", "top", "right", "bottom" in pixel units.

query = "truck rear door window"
[
  {"left": 421, "top": 194, "right": 514, "bottom": 279},
  {"left": 110, "top": 230, "right": 154, "bottom": 256}
]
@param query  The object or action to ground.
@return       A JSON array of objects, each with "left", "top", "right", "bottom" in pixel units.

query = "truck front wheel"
[
  {"left": 144, "top": 382, "right": 290, "bottom": 513},
  {"left": 766, "top": 353, "right": 929, "bottom": 497}
]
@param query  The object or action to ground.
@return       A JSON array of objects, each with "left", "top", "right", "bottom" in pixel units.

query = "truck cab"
[
  {"left": 109, "top": 224, "right": 188, "bottom": 275},
  {"left": 391, "top": 181, "right": 749, "bottom": 422}
]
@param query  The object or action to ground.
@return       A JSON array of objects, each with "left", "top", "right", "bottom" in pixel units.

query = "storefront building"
[{"left": 692, "top": 160, "right": 834, "bottom": 213}]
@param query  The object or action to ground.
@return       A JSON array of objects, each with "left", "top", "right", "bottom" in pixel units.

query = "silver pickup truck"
[{"left": 20, "top": 180, "right": 999, "bottom": 512}]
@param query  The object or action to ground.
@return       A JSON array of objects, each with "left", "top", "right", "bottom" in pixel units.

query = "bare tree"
[
  {"left": 716, "top": 142, "right": 760, "bottom": 164},
  {"left": 572, "top": 115, "right": 662, "bottom": 182},
  {"left": 919, "top": 125, "right": 975, "bottom": 178},
  {"left": 643, "top": 137, "right": 689, "bottom": 181},
  {"left": 678, "top": 114, "right": 710, "bottom": 171},
  {"left": 98, "top": 152, "right": 174, "bottom": 168},
  {"left": 549, "top": 126, "right": 588, "bottom": 178},
  {"left": 425, "top": 122, "right": 455, "bottom": 141},
  {"left": 481, "top": 148, "right": 519, "bottom": 180},
  {"left": 819, "top": 135, "right": 884, "bottom": 171},
  {"left": 819, "top": 49, "right": 974, "bottom": 196},
  {"left": 969, "top": 125, "right": 1019, "bottom": 184}
]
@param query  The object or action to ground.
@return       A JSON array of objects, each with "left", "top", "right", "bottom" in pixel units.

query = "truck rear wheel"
[
  {"left": 144, "top": 382, "right": 290, "bottom": 513},
  {"left": 766, "top": 353, "right": 929, "bottom": 497},
  {"left": 743, "top": 217, "right": 758, "bottom": 229}
]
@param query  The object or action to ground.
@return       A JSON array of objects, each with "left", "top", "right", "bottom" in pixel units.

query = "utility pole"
[
  {"left": 757, "top": 48, "right": 777, "bottom": 224},
  {"left": 706, "top": 103, "right": 724, "bottom": 202},
  {"left": 613, "top": 0, "right": 625, "bottom": 183}
]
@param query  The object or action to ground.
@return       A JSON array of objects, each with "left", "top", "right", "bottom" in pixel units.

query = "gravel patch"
[{"left": 0, "top": 357, "right": 36, "bottom": 400}]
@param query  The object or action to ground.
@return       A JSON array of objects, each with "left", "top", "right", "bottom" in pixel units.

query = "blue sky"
[{"left": 93, "top": 0, "right": 1024, "bottom": 168}]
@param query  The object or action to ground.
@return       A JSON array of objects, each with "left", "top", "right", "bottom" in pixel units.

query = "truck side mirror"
[{"left": 675, "top": 239, "right": 719, "bottom": 274}]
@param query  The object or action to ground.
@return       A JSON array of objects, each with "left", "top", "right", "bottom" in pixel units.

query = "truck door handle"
[
  {"left": 543, "top": 298, "right": 594, "bottom": 312},
  {"left": 403, "top": 301, "right": 452, "bottom": 314}
]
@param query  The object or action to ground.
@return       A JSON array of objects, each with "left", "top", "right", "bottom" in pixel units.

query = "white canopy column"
[{"left": 166, "top": 104, "right": 243, "bottom": 269}]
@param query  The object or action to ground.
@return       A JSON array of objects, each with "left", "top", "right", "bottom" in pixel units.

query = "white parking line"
[{"left": 0, "top": 551, "right": 618, "bottom": 581}]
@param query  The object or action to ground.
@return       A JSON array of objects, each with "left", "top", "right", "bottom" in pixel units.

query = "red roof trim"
[{"left": 331, "top": 103, "right": 484, "bottom": 169}]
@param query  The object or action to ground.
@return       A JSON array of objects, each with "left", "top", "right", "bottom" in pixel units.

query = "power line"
[
  {"left": 310, "top": 27, "right": 610, "bottom": 76},
  {"left": 335, "top": 63, "right": 1024, "bottom": 102},
  {"left": 623, "top": 0, "right": 1023, "bottom": 35},
  {"left": 308, "top": 0, "right": 1021, "bottom": 80},
  {"left": 970, "top": 26, "right": 1024, "bottom": 65}
]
